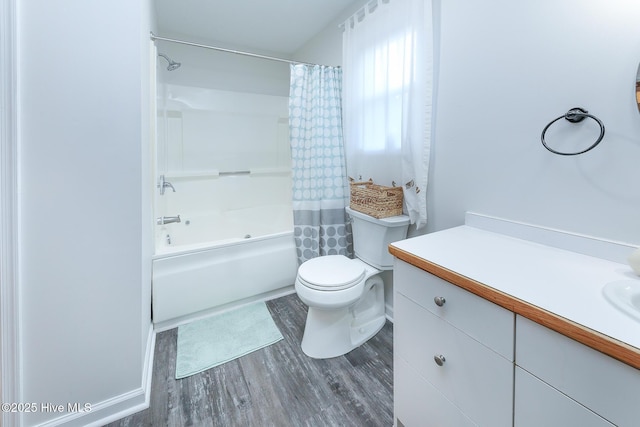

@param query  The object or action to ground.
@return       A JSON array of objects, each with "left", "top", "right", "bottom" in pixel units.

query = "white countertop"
[{"left": 391, "top": 219, "right": 640, "bottom": 353}]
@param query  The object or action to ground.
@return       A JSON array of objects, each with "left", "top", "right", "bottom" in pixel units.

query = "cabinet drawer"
[
  {"left": 516, "top": 315, "right": 640, "bottom": 427},
  {"left": 394, "top": 259, "right": 514, "bottom": 360},
  {"left": 395, "top": 358, "right": 477, "bottom": 427},
  {"left": 514, "top": 367, "right": 613, "bottom": 427},
  {"left": 395, "top": 293, "right": 513, "bottom": 427}
]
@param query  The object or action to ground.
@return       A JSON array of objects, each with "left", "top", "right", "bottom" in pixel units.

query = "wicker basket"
[{"left": 349, "top": 180, "right": 403, "bottom": 219}]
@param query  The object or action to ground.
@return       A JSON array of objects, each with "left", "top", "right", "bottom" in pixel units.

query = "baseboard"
[
  {"left": 33, "top": 325, "right": 155, "bottom": 427},
  {"left": 385, "top": 302, "right": 394, "bottom": 323}
]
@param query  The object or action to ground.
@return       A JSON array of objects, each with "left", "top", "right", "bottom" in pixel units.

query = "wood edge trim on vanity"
[{"left": 389, "top": 245, "right": 640, "bottom": 370}]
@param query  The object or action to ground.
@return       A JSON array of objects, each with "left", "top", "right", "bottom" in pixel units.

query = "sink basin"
[{"left": 602, "top": 280, "right": 640, "bottom": 322}]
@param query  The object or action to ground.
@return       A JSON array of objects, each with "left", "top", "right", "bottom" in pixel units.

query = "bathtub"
[{"left": 152, "top": 204, "right": 298, "bottom": 327}]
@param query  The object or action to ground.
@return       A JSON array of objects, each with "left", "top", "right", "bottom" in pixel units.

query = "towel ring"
[{"left": 541, "top": 107, "right": 605, "bottom": 156}]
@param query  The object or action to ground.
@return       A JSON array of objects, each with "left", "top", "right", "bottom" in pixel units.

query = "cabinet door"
[
  {"left": 516, "top": 316, "right": 640, "bottom": 426},
  {"left": 395, "top": 293, "right": 513, "bottom": 427},
  {"left": 514, "top": 367, "right": 613, "bottom": 427},
  {"left": 395, "top": 358, "right": 477, "bottom": 427}
]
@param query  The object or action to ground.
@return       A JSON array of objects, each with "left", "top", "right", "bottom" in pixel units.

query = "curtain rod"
[{"left": 150, "top": 32, "right": 319, "bottom": 67}]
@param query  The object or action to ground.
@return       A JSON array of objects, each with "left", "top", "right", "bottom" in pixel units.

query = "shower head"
[
  {"left": 166, "top": 62, "right": 181, "bottom": 71},
  {"left": 158, "top": 53, "right": 181, "bottom": 71}
]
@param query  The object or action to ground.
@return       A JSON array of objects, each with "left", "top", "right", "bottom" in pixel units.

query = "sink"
[{"left": 602, "top": 280, "right": 640, "bottom": 322}]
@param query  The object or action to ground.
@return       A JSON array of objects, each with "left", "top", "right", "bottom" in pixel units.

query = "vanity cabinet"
[
  {"left": 393, "top": 260, "right": 640, "bottom": 427},
  {"left": 515, "top": 316, "right": 640, "bottom": 427},
  {"left": 391, "top": 218, "right": 640, "bottom": 427},
  {"left": 394, "top": 260, "right": 515, "bottom": 427}
]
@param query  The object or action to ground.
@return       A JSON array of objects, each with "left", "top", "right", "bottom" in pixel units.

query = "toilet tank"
[{"left": 346, "top": 206, "right": 410, "bottom": 270}]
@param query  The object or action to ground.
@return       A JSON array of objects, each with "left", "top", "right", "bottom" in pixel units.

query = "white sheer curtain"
[{"left": 343, "top": 0, "right": 433, "bottom": 228}]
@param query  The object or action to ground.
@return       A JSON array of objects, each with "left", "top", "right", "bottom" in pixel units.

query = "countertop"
[{"left": 389, "top": 215, "right": 640, "bottom": 369}]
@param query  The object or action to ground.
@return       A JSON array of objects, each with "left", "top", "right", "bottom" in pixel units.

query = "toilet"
[{"left": 295, "top": 206, "right": 410, "bottom": 359}]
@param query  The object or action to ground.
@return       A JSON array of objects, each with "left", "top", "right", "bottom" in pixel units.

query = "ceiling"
[{"left": 154, "top": 0, "right": 363, "bottom": 56}]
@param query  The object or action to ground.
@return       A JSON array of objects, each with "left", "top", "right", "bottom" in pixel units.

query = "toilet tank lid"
[{"left": 346, "top": 206, "right": 410, "bottom": 227}]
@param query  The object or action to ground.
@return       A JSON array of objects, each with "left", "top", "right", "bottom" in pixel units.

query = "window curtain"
[
  {"left": 289, "top": 64, "right": 352, "bottom": 265},
  {"left": 343, "top": 0, "right": 433, "bottom": 229}
]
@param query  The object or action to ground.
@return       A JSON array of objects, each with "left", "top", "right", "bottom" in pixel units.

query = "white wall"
[
  {"left": 297, "top": 0, "right": 640, "bottom": 245},
  {"left": 18, "top": 0, "right": 153, "bottom": 425},
  {"left": 432, "top": 0, "right": 640, "bottom": 243},
  {"left": 293, "top": 0, "right": 368, "bottom": 66}
]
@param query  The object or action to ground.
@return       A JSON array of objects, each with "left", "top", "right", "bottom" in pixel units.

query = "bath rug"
[{"left": 175, "top": 302, "right": 283, "bottom": 379}]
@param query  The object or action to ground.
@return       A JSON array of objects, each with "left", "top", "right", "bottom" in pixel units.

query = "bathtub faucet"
[
  {"left": 158, "top": 175, "right": 176, "bottom": 195},
  {"left": 156, "top": 215, "right": 181, "bottom": 225}
]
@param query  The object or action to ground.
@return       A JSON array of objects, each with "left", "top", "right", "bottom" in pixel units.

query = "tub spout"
[{"left": 156, "top": 215, "right": 181, "bottom": 225}]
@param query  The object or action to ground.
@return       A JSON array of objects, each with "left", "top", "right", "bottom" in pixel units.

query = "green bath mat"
[{"left": 175, "top": 302, "right": 283, "bottom": 379}]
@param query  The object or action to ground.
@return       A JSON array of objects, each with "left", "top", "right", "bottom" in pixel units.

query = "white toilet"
[{"left": 295, "top": 206, "right": 410, "bottom": 359}]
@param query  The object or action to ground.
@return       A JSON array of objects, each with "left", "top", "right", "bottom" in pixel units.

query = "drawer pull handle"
[
  {"left": 434, "top": 354, "right": 446, "bottom": 366},
  {"left": 434, "top": 296, "right": 446, "bottom": 307}
]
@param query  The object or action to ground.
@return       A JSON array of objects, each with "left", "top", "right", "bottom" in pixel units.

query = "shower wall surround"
[
  {"left": 151, "top": 51, "right": 297, "bottom": 326},
  {"left": 158, "top": 85, "right": 290, "bottom": 175},
  {"left": 155, "top": 84, "right": 292, "bottom": 235}
]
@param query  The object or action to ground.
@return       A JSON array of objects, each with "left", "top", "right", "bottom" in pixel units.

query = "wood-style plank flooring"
[{"left": 105, "top": 293, "right": 394, "bottom": 427}]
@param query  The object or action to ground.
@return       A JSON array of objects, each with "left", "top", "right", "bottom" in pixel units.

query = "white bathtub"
[{"left": 152, "top": 204, "right": 298, "bottom": 327}]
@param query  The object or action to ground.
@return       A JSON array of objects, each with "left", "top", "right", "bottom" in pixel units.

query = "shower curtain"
[{"left": 289, "top": 64, "right": 352, "bottom": 265}]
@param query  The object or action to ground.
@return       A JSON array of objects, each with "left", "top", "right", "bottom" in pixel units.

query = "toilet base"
[{"left": 300, "top": 276, "right": 385, "bottom": 359}]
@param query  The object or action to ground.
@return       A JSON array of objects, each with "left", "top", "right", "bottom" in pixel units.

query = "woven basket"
[{"left": 349, "top": 180, "right": 403, "bottom": 219}]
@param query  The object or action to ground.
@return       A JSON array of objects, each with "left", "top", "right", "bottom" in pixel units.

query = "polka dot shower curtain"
[{"left": 289, "top": 64, "right": 352, "bottom": 265}]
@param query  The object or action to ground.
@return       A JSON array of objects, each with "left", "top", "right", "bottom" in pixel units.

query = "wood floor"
[{"left": 105, "top": 293, "right": 394, "bottom": 427}]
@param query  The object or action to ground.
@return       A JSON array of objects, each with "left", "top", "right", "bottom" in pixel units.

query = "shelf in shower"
[{"left": 163, "top": 167, "right": 291, "bottom": 180}]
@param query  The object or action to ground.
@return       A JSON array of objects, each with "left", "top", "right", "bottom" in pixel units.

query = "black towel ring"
[{"left": 541, "top": 107, "right": 605, "bottom": 156}]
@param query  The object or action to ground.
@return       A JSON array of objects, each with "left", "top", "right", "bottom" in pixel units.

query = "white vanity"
[{"left": 390, "top": 213, "right": 640, "bottom": 427}]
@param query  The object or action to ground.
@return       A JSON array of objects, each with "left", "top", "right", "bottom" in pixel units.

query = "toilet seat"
[{"left": 297, "top": 255, "right": 365, "bottom": 291}]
